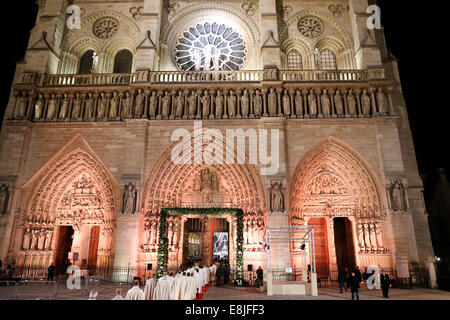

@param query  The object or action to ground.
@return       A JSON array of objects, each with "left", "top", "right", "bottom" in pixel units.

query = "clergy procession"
[{"left": 123, "top": 264, "right": 217, "bottom": 300}]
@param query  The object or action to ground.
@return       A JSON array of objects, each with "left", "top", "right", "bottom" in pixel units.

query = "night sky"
[{"left": 0, "top": 1, "right": 447, "bottom": 177}]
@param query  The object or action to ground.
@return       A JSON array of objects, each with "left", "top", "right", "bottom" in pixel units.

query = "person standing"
[
  {"left": 88, "top": 290, "right": 98, "bottom": 300},
  {"left": 47, "top": 263, "right": 55, "bottom": 282},
  {"left": 350, "top": 272, "right": 360, "bottom": 300},
  {"left": 143, "top": 274, "right": 157, "bottom": 300},
  {"left": 224, "top": 262, "right": 230, "bottom": 285},
  {"left": 381, "top": 272, "right": 390, "bottom": 299},
  {"left": 338, "top": 269, "right": 348, "bottom": 293},
  {"left": 125, "top": 280, "right": 144, "bottom": 300},
  {"left": 111, "top": 288, "right": 125, "bottom": 300},
  {"left": 256, "top": 266, "right": 263, "bottom": 287},
  {"left": 216, "top": 263, "right": 223, "bottom": 287},
  {"left": 354, "top": 266, "right": 362, "bottom": 283}
]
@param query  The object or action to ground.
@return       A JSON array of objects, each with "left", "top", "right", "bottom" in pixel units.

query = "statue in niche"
[
  {"left": 268, "top": 88, "right": 277, "bottom": 116},
  {"left": 123, "top": 183, "right": 137, "bottom": 214},
  {"left": 357, "top": 223, "right": 365, "bottom": 252},
  {"left": 321, "top": 89, "right": 331, "bottom": 117},
  {"left": 240, "top": 90, "right": 249, "bottom": 117},
  {"left": 161, "top": 92, "right": 171, "bottom": 118},
  {"left": 377, "top": 88, "right": 388, "bottom": 115},
  {"left": 270, "top": 182, "right": 284, "bottom": 212},
  {"left": 59, "top": 93, "right": 70, "bottom": 119},
  {"left": 308, "top": 90, "right": 317, "bottom": 116},
  {"left": 34, "top": 94, "right": 44, "bottom": 120},
  {"left": 228, "top": 90, "right": 236, "bottom": 117},
  {"left": 334, "top": 89, "right": 344, "bottom": 117},
  {"left": 109, "top": 92, "right": 118, "bottom": 119},
  {"left": 0, "top": 185, "right": 9, "bottom": 214},
  {"left": 215, "top": 91, "right": 224, "bottom": 118},
  {"left": 15, "top": 92, "right": 28, "bottom": 119},
  {"left": 71, "top": 93, "right": 81, "bottom": 119},
  {"left": 363, "top": 223, "right": 371, "bottom": 252},
  {"left": 295, "top": 90, "right": 303, "bottom": 116},
  {"left": 254, "top": 90, "right": 262, "bottom": 117},
  {"left": 282, "top": 90, "right": 291, "bottom": 116},
  {"left": 375, "top": 223, "right": 384, "bottom": 252},
  {"left": 188, "top": 91, "right": 197, "bottom": 118},
  {"left": 369, "top": 223, "right": 377, "bottom": 251},
  {"left": 175, "top": 91, "right": 184, "bottom": 118},
  {"left": 149, "top": 91, "right": 158, "bottom": 118},
  {"left": 97, "top": 92, "right": 107, "bottom": 119},
  {"left": 30, "top": 229, "right": 39, "bottom": 250},
  {"left": 347, "top": 89, "right": 357, "bottom": 116},
  {"left": 361, "top": 89, "right": 371, "bottom": 116},
  {"left": 201, "top": 90, "right": 210, "bottom": 118},
  {"left": 37, "top": 230, "right": 45, "bottom": 250},
  {"left": 134, "top": 89, "right": 145, "bottom": 117},
  {"left": 22, "top": 228, "right": 31, "bottom": 250},
  {"left": 44, "top": 231, "right": 53, "bottom": 250},
  {"left": 84, "top": 93, "right": 94, "bottom": 119},
  {"left": 121, "top": 92, "right": 133, "bottom": 118},
  {"left": 46, "top": 94, "right": 57, "bottom": 120},
  {"left": 390, "top": 179, "right": 407, "bottom": 211}
]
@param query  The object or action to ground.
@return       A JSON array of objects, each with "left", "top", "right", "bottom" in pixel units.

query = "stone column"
[
  {"left": 326, "top": 217, "right": 338, "bottom": 273},
  {"left": 259, "top": 0, "right": 281, "bottom": 68}
]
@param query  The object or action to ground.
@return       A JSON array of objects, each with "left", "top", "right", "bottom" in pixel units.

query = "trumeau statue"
[
  {"left": 334, "top": 89, "right": 344, "bottom": 116},
  {"left": 295, "top": 90, "right": 303, "bottom": 116},
  {"left": 135, "top": 89, "right": 145, "bottom": 117},
  {"left": 321, "top": 89, "right": 331, "bottom": 117},
  {"left": 282, "top": 90, "right": 290, "bottom": 116},
  {"left": 175, "top": 91, "right": 184, "bottom": 118},
  {"left": 228, "top": 90, "right": 236, "bottom": 117},
  {"left": 361, "top": 89, "right": 371, "bottom": 116},
  {"left": 268, "top": 88, "right": 277, "bottom": 116},
  {"left": 241, "top": 90, "right": 249, "bottom": 117},
  {"left": 123, "top": 183, "right": 137, "bottom": 214},
  {"left": 59, "top": 93, "right": 70, "bottom": 119},
  {"left": 308, "top": 90, "right": 317, "bottom": 116},
  {"left": 347, "top": 89, "right": 357, "bottom": 116},
  {"left": 215, "top": 90, "right": 224, "bottom": 118},
  {"left": 270, "top": 182, "right": 284, "bottom": 212},
  {"left": 254, "top": 90, "right": 262, "bottom": 117},
  {"left": 149, "top": 91, "right": 158, "bottom": 118},
  {"left": 34, "top": 94, "right": 44, "bottom": 120}
]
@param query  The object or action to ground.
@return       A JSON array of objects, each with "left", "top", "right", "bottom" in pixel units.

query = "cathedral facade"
[{"left": 0, "top": 0, "right": 437, "bottom": 285}]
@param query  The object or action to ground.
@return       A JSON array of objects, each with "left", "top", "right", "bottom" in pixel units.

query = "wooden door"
[
  {"left": 308, "top": 218, "right": 329, "bottom": 278},
  {"left": 88, "top": 226, "right": 100, "bottom": 271}
]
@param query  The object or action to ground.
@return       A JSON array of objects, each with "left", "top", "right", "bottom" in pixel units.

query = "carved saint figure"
[
  {"left": 175, "top": 91, "right": 184, "bottom": 118},
  {"left": 84, "top": 93, "right": 94, "bottom": 119},
  {"left": 391, "top": 180, "right": 406, "bottom": 211},
  {"left": 109, "top": 92, "right": 118, "bottom": 119},
  {"left": 268, "top": 88, "right": 277, "bottom": 116},
  {"left": 282, "top": 90, "right": 291, "bottom": 116},
  {"left": 44, "top": 231, "right": 53, "bottom": 250},
  {"left": 375, "top": 223, "right": 384, "bottom": 252},
  {"left": 97, "top": 92, "right": 107, "bottom": 119},
  {"left": 215, "top": 91, "right": 224, "bottom": 118},
  {"left": 308, "top": 90, "right": 317, "bottom": 116},
  {"left": 201, "top": 90, "right": 210, "bottom": 118},
  {"left": 347, "top": 90, "right": 357, "bottom": 116},
  {"left": 369, "top": 223, "right": 377, "bottom": 251},
  {"left": 161, "top": 92, "right": 171, "bottom": 118},
  {"left": 377, "top": 88, "right": 388, "bottom": 115},
  {"left": 34, "top": 94, "right": 44, "bottom": 120},
  {"left": 22, "top": 228, "right": 31, "bottom": 250},
  {"left": 228, "top": 90, "right": 236, "bottom": 117},
  {"left": 149, "top": 91, "right": 158, "bottom": 118},
  {"left": 295, "top": 90, "right": 303, "bottom": 116},
  {"left": 59, "top": 93, "right": 70, "bottom": 119},
  {"left": 361, "top": 89, "right": 371, "bottom": 116},
  {"left": 241, "top": 90, "right": 249, "bottom": 117},
  {"left": 188, "top": 91, "right": 197, "bottom": 117},
  {"left": 271, "top": 183, "right": 284, "bottom": 212},
  {"left": 15, "top": 93, "right": 28, "bottom": 119},
  {"left": 122, "top": 92, "right": 133, "bottom": 118},
  {"left": 134, "top": 89, "right": 145, "bottom": 118},
  {"left": 321, "top": 89, "right": 331, "bottom": 117},
  {"left": 334, "top": 89, "right": 344, "bottom": 117},
  {"left": 0, "top": 185, "right": 8, "bottom": 214},
  {"left": 72, "top": 93, "right": 81, "bottom": 119},
  {"left": 254, "top": 90, "right": 262, "bottom": 117},
  {"left": 123, "top": 183, "right": 136, "bottom": 214},
  {"left": 357, "top": 223, "right": 365, "bottom": 252},
  {"left": 46, "top": 94, "right": 57, "bottom": 120},
  {"left": 363, "top": 223, "right": 371, "bottom": 252}
]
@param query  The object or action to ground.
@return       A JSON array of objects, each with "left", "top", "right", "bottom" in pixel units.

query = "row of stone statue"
[
  {"left": 357, "top": 222, "right": 386, "bottom": 253},
  {"left": 11, "top": 87, "right": 391, "bottom": 121},
  {"left": 243, "top": 216, "right": 265, "bottom": 249},
  {"left": 22, "top": 227, "right": 54, "bottom": 251}
]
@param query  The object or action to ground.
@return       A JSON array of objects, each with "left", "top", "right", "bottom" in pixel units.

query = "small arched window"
[
  {"left": 78, "top": 50, "right": 94, "bottom": 74},
  {"left": 320, "top": 49, "right": 337, "bottom": 70},
  {"left": 287, "top": 50, "right": 303, "bottom": 70},
  {"left": 113, "top": 50, "right": 133, "bottom": 74}
]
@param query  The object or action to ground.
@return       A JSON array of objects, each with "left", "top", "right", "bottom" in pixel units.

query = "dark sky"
[{"left": 0, "top": 1, "right": 447, "bottom": 176}]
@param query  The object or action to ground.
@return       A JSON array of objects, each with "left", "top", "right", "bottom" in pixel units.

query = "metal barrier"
[{"left": 0, "top": 280, "right": 58, "bottom": 300}]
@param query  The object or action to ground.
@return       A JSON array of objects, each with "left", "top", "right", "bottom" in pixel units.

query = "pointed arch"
[{"left": 290, "top": 137, "right": 384, "bottom": 220}]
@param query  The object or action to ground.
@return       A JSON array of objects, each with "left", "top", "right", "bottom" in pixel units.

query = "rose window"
[
  {"left": 297, "top": 16, "right": 324, "bottom": 38},
  {"left": 175, "top": 22, "right": 247, "bottom": 71},
  {"left": 93, "top": 17, "right": 119, "bottom": 39}
]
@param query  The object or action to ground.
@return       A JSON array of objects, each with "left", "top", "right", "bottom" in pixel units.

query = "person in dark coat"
[
  {"left": 381, "top": 273, "right": 390, "bottom": 298},
  {"left": 256, "top": 266, "right": 263, "bottom": 287},
  {"left": 224, "top": 262, "right": 230, "bottom": 284},
  {"left": 47, "top": 263, "right": 56, "bottom": 281},
  {"left": 350, "top": 272, "right": 360, "bottom": 300},
  {"left": 354, "top": 266, "right": 362, "bottom": 283},
  {"left": 344, "top": 267, "right": 351, "bottom": 289},
  {"left": 338, "top": 269, "right": 348, "bottom": 293},
  {"left": 216, "top": 263, "right": 223, "bottom": 287}
]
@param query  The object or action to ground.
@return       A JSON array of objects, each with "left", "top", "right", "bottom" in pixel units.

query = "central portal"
[{"left": 182, "top": 217, "right": 229, "bottom": 268}]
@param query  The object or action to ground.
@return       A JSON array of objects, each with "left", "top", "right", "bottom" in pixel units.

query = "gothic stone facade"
[{"left": 0, "top": 0, "right": 436, "bottom": 285}]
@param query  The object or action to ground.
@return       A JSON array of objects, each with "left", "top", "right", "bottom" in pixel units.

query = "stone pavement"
[{"left": 1, "top": 282, "right": 450, "bottom": 300}]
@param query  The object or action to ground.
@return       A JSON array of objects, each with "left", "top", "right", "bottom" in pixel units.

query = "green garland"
[{"left": 156, "top": 208, "right": 244, "bottom": 280}]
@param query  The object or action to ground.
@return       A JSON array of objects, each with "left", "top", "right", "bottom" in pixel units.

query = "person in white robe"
[
  {"left": 153, "top": 272, "right": 172, "bottom": 300},
  {"left": 179, "top": 272, "right": 191, "bottom": 300},
  {"left": 111, "top": 288, "right": 125, "bottom": 300},
  {"left": 188, "top": 272, "right": 198, "bottom": 300},
  {"left": 170, "top": 273, "right": 183, "bottom": 300},
  {"left": 125, "top": 280, "right": 144, "bottom": 300},
  {"left": 143, "top": 275, "right": 157, "bottom": 300},
  {"left": 210, "top": 264, "right": 217, "bottom": 283}
]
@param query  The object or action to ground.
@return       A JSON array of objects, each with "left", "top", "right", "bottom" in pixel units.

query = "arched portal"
[
  {"left": 19, "top": 148, "right": 118, "bottom": 276},
  {"left": 113, "top": 49, "right": 133, "bottom": 73},
  {"left": 78, "top": 50, "right": 95, "bottom": 74},
  {"left": 141, "top": 128, "right": 266, "bottom": 272},
  {"left": 290, "top": 137, "right": 391, "bottom": 279}
]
